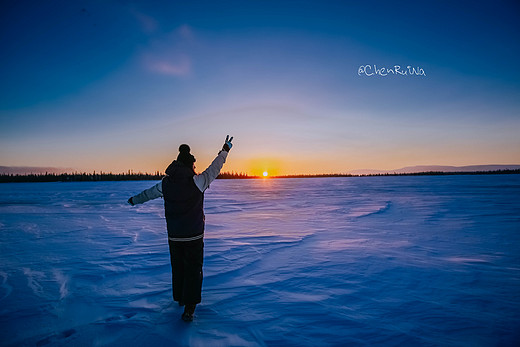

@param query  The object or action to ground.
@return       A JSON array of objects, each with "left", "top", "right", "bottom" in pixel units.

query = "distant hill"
[
  {"left": 0, "top": 166, "right": 74, "bottom": 175},
  {"left": 350, "top": 165, "right": 520, "bottom": 175}
]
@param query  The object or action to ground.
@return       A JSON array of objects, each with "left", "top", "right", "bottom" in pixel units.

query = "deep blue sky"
[{"left": 1, "top": 0, "right": 519, "bottom": 174}]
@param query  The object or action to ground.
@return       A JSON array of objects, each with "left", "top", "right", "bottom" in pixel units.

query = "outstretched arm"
[
  {"left": 193, "top": 135, "right": 233, "bottom": 192},
  {"left": 128, "top": 181, "right": 163, "bottom": 205}
]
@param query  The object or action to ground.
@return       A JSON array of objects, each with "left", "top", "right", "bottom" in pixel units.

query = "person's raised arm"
[
  {"left": 193, "top": 135, "right": 233, "bottom": 192},
  {"left": 128, "top": 181, "right": 163, "bottom": 206}
]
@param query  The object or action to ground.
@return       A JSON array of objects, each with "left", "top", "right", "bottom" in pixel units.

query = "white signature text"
[{"left": 358, "top": 65, "right": 426, "bottom": 77}]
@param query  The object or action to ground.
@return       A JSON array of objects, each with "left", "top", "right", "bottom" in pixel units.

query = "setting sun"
[{"left": 263, "top": 171, "right": 268, "bottom": 177}]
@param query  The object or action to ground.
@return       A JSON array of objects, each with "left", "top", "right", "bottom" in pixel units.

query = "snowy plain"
[{"left": 0, "top": 175, "right": 519, "bottom": 346}]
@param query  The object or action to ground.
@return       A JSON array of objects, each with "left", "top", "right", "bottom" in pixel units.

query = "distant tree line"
[
  {"left": 0, "top": 171, "right": 252, "bottom": 183},
  {"left": 216, "top": 171, "right": 252, "bottom": 179},
  {"left": 272, "top": 169, "right": 520, "bottom": 178},
  {"left": 0, "top": 171, "right": 164, "bottom": 183},
  {"left": 0, "top": 169, "right": 518, "bottom": 183},
  {"left": 356, "top": 169, "right": 520, "bottom": 177},
  {"left": 270, "top": 173, "right": 355, "bottom": 178}
]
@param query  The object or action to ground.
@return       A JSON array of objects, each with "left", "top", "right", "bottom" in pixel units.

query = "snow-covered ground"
[{"left": 1, "top": 175, "right": 519, "bottom": 346}]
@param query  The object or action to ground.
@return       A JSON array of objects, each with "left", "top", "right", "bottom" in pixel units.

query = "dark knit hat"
[{"left": 177, "top": 144, "right": 196, "bottom": 166}]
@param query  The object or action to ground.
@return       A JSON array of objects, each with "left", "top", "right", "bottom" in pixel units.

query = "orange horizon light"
[{"left": 247, "top": 157, "right": 282, "bottom": 177}]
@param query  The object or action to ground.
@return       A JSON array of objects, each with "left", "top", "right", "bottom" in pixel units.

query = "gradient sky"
[{"left": 1, "top": 0, "right": 519, "bottom": 175}]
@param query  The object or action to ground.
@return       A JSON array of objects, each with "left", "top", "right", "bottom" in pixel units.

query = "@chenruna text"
[{"left": 358, "top": 65, "right": 426, "bottom": 77}]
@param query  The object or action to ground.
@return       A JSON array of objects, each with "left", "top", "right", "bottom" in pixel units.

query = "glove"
[
  {"left": 222, "top": 135, "right": 233, "bottom": 152},
  {"left": 128, "top": 197, "right": 135, "bottom": 206}
]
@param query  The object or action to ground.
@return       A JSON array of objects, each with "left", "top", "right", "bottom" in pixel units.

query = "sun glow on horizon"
[{"left": 247, "top": 158, "right": 282, "bottom": 177}]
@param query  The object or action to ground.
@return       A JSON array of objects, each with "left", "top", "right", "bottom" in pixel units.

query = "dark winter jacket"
[
  {"left": 129, "top": 150, "right": 228, "bottom": 241},
  {"left": 162, "top": 161, "right": 205, "bottom": 241}
]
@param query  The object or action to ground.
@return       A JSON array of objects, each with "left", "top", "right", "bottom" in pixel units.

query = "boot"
[{"left": 182, "top": 304, "right": 196, "bottom": 322}]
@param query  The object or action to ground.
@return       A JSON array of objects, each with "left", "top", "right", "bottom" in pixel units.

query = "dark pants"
[{"left": 168, "top": 238, "right": 204, "bottom": 305}]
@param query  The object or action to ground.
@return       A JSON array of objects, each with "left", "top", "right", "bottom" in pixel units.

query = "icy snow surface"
[{"left": 1, "top": 175, "right": 519, "bottom": 346}]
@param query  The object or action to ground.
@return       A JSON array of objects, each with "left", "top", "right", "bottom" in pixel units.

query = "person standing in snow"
[{"left": 127, "top": 136, "right": 233, "bottom": 322}]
